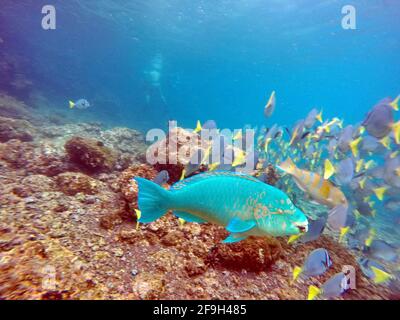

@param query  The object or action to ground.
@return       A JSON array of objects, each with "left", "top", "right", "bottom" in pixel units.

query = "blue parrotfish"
[{"left": 134, "top": 171, "right": 309, "bottom": 243}]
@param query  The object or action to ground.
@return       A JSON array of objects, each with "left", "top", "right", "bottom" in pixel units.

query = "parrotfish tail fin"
[
  {"left": 69, "top": 100, "right": 75, "bottom": 109},
  {"left": 134, "top": 177, "right": 171, "bottom": 223},
  {"left": 278, "top": 157, "right": 297, "bottom": 174},
  {"left": 308, "top": 285, "right": 321, "bottom": 300}
]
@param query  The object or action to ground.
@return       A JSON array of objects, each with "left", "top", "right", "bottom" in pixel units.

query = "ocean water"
[
  {"left": 1, "top": 0, "right": 400, "bottom": 300},
  {"left": 2, "top": 0, "right": 400, "bottom": 130}
]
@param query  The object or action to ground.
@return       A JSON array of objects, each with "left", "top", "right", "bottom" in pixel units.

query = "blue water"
[{"left": 1, "top": 0, "right": 399, "bottom": 131}]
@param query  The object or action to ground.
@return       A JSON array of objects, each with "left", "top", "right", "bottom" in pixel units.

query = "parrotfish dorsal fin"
[{"left": 170, "top": 170, "right": 262, "bottom": 191}]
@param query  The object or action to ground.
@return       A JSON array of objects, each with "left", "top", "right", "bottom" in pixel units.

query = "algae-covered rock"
[
  {"left": 0, "top": 93, "right": 32, "bottom": 120},
  {"left": 0, "top": 116, "right": 36, "bottom": 142},
  {"left": 147, "top": 127, "right": 211, "bottom": 182},
  {"left": 56, "top": 172, "right": 104, "bottom": 196},
  {"left": 65, "top": 136, "right": 117, "bottom": 173},
  {"left": 206, "top": 236, "right": 282, "bottom": 272}
]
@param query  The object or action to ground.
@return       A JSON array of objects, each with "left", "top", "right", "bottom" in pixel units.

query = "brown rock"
[
  {"left": 56, "top": 172, "right": 103, "bottom": 196},
  {"left": 131, "top": 272, "right": 165, "bottom": 300},
  {"left": 185, "top": 256, "right": 206, "bottom": 277},
  {"left": 207, "top": 236, "right": 282, "bottom": 272},
  {"left": 65, "top": 136, "right": 117, "bottom": 173},
  {"left": 147, "top": 127, "right": 211, "bottom": 182},
  {"left": 0, "top": 116, "right": 36, "bottom": 142},
  {"left": 161, "top": 230, "right": 184, "bottom": 247}
]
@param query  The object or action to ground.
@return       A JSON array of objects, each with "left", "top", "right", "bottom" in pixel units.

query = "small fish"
[
  {"left": 335, "top": 158, "right": 354, "bottom": 186},
  {"left": 327, "top": 204, "right": 349, "bottom": 231},
  {"left": 69, "top": 99, "right": 91, "bottom": 109},
  {"left": 358, "top": 257, "right": 392, "bottom": 284},
  {"left": 304, "top": 108, "right": 322, "bottom": 128},
  {"left": 308, "top": 272, "right": 350, "bottom": 300},
  {"left": 278, "top": 157, "right": 348, "bottom": 208},
  {"left": 299, "top": 216, "right": 327, "bottom": 243},
  {"left": 360, "top": 136, "right": 381, "bottom": 153},
  {"left": 135, "top": 171, "right": 309, "bottom": 243},
  {"left": 152, "top": 170, "right": 169, "bottom": 185},
  {"left": 293, "top": 248, "right": 332, "bottom": 282},
  {"left": 362, "top": 97, "right": 399, "bottom": 139},
  {"left": 337, "top": 125, "right": 354, "bottom": 153},
  {"left": 264, "top": 91, "right": 276, "bottom": 118},
  {"left": 201, "top": 120, "right": 217, "bottom": 130},
  {"left": 363, "top": 239, "right": 399, "bottom": 262}
]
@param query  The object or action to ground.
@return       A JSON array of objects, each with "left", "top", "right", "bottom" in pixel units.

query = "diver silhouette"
[{"left": 142, "top": 53, "right": 169, "bottom": 121}]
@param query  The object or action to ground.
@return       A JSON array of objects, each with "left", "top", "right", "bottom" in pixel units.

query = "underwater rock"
[
  {"left": 131, "top": 272, "right": 165, "bottom": 300},
  {"left": 0, "top": 93, "right": 32, "bottom": 120},
  {"left": 12, "top": 175, "right": 55, "bottom": 197},
  {"left": 147, "top": 127, "right": 211, "bottom": 182},
  {"left": 0, "top": 139, "right": 73, "bottom": 176},
  {"left": 56, "top": 172, "right": 104, "bottom": 196},
  {"left": 65, "top": 136, "right": 118, "bottom": 173},
  {"left": 0, "top": 139, "right": 35, "bottom": 168},
  {"left": 116, "top": 164, "right": 157, "bottom": 214},
  {"left": 0, "top": 116, "right": 36, "bottom": 142},
  {"left": 100, "top": 127, "right": 146, "bottom": 156},
  {"left": 206, "top": 236, "right": 282, "bottom": 272}
]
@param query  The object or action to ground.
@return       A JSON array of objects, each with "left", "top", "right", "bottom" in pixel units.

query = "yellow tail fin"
[
  {"left": 339, "top": 226, "right": 350, "bottom": 243},
  {"left": 193, "top": 120, "right": 202, "bottom": 133},
  {"left": 208, "top": 162, "right": 220, "bottom": 171},
  {"left": 349, "top": 137, "right": 362, "bottom": 158},
  {"left": 287, "top": 234, "right": 302, "bottom": 244},
  {"left": 134, "top": 209, "right": 141, "bottom": 230},
  {"left": 380, "top": 136, "right": 391, "bottom": 149},
  {"left": 373, "top": 187, "right": 387, "bottom": 201},
  {"left": 390, "top": 95, "right": 399, "bottom": 111},
  {"left": 180, "top": 169, "right": 186, "bottom": 180},
  {"left": 370, "top": 266, "right": 392, "bottom": 284},
  {"left": 393, "top": 121, "right": 400, "bottom": 145},
  {"left": 324, "top": 159, "right": 335, "bottom": 180},
  {"left": 292, "top": 266, "right": 303, "bottom": 282},
  {"left": 316, "top": 110, "right": 323, "bottom": 123},
  {"left": 365, "top": 228, "right": 376, "bottom": 247},
  {"left": 308, "top": 285, "right": 321, "bottom": 300},
  {"left": 69, "top": 100, "right": 75, "bottom": 109}
]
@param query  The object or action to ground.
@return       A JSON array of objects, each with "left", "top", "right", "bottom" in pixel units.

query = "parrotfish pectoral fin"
[
  {"left": 174, "top": 211, "right": 207, "bottom": 223},
  {"left": 222, "top": 233, "right": 247, "bottom": 243},
  {"left": 226, "top": 217, "right": 256, "bottom": 233},
  {"left": 69, "top": 100, "right": 75, "bottom": 108},
  {"left": 134, "top": 177, "right": 171, "bottom": 223}
]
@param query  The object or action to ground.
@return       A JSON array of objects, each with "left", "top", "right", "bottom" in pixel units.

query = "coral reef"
[
  {"left": 147, "top": 127, "right": 211, "bottom": 182},
  {"left": 0, "top": 116, "right": 36, "bottom": 142},
  {"left": 0, "top": 98, "right": 395, "bottom": 300},
  {"left": 65, "top": 136, "right": 118, "bottom": 173},
  {"left": 0, "top": 93, "right": 33, "bottom": 120}
]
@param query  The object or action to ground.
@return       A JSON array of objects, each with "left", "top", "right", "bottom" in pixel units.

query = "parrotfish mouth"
[{"left": 294, "top": 221, "right": 308, "bottom": 233}]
